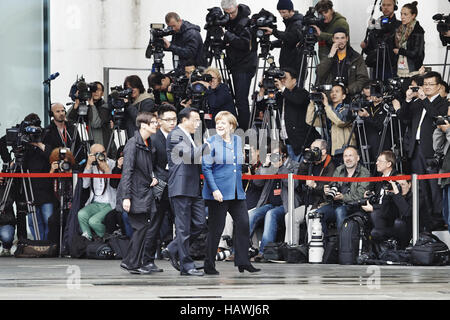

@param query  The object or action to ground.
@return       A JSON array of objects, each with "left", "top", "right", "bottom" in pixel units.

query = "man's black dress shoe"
[
  {"left": 162, "top": 248, "right": 180, "bottom": 271},
  {"left": 238, "top": 264, "right": 261, "bottom": 273},
  {"left": 204, "top": 267, "right": 220, "bottom": 275},
  {"left": 180, "top": 268, "right": 204, "bottom": 276},
  {"left": 140, "top": 262, "right": 163, "bottom": 273}
]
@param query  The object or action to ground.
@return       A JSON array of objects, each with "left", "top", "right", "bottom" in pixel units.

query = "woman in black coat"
[
  {"left": 117, "top": 112, "right": 160, "bottom": 274},
  {"left": 393, "top": 1, "right": 425, "bottom": 77}
]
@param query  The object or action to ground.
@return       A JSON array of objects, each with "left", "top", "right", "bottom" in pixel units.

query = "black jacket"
[
  {"left": 124, "top": 93, "right": 155, "bottom": 139},
  {"left": 206, "top": 83, "right": 237, "bottom": 123},
  {"left": 151, "top": 129, "right": 169, "bottom": 183},
  {"left": 281, "top": 86, "right": 320, "bottom": 155},
  {"left": 272, "top": 12, "right": 304, "bottom": 71},
  {"left": 394, "top": 21, "right": 425, "bottom": 73},
  {"left": 167, "top": 20, "right": 206, "bottom": 71},
  {"left": 116, "top": 131, "right": 156, "bottom": 214},
  {"left": 223, "top": 4, "right": 257, "bottom": 73},
  {"left": 398, "top": 96, "right": 449, "bottom": 159}
]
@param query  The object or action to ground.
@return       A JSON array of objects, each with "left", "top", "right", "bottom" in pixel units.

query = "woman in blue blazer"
[{"left": 202, "top": 111, "right": 260, "bottom": 274}]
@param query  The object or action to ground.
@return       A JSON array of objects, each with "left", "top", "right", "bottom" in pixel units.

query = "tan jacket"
[{"left": 306, "top": 101, "right": 356, "bottom": 156}]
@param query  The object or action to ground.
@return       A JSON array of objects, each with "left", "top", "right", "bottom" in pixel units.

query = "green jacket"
[
  {"left": 317, "top": 12, "right": 350, "bottom": 61},
  {"left": 316, "top": 46, "right": 369, "bottom": 96},
  {"left": 332, "top": 163, "right": 370, "bottom": 204}
]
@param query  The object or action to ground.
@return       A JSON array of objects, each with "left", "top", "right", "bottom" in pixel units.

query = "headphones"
[{"left": 380, "top": 0, "right": 398, "bottom": 12}]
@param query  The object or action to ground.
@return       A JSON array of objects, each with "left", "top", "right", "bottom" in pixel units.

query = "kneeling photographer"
[
  {"left": 316, "top": 146, "right": 370, "bottom": 236},
  {"left": 6, "top": 113, "right": 56, "bottom": 241},
  {"left": 432, "top": 108, "right": 450, "bottom": 233}
]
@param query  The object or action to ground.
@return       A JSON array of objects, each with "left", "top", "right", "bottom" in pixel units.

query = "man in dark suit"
[
  {"left": 394, "top": 71, "right": 450, "bottom": 230},
  {"left": 164, "top": 107, "right": 209, "bottom": 276},
  {"left": 151, "top": 104, "right": 177, "bottom": 249}
]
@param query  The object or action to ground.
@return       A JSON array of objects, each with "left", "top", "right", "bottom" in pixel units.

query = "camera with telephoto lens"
[
  {"left": 302, "top": 7, "right": 325, "bottom": 47},
  {"left": 381, "top": 180, "right": 402, "bottom": 194},
  {"left": 307, "top": 209, "right": 324, "bottom": 263},
  {"left": 325, "top": 182, "right": 340, "bottom": 201},
  {"left": 304, "top": 147, "right": 322, "bottom": 163},
  {"left": 426, "top": 152, "right": 445, "bottom": 172},
  {"left": 91, "top": 152, "right": 106, "bottom": 167},
  {"left": 347, "top": 191, "right": 380, "bottom": 207},
  {"left": 203, "top": 7, "right": 229, "bottom": 59},
  {"left": 433, "top": 13, "right": 450, "bottom": 46},
  {"left": 58, "top": 148, "right": 72, "bottom": 172},
  {"left": 434, "top": 115, "right": 450, "bottom": 126}
]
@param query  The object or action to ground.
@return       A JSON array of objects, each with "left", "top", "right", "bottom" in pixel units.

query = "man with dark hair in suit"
[
  {"left": 163, "top": 107, "right": 210, "bottom": 276},
  {"left": 151, "top": 104, "right": 177, "bottom": 249},
  {"left": 394, "top": 71, "right": 450, "bottom": 230}
]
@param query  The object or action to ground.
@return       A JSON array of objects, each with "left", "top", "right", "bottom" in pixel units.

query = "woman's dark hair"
[
  {"left": 124, "top": 75, "right": 145, "bottom": 94},
  {"left": 148, "top": 72, "right": 165, "bottom": 89},
  {"left": 403, "top": 1, "right": 418, "bottom": 17},
  {"left": 136, "top": 111, "right": 157, "bottom": 128}
]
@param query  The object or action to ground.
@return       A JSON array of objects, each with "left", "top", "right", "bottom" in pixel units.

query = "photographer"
[
  {"left": 360, "top": 0, "right": 401, "bottom": 80},
  {"left": 306, "top": 84, "right": 356, "bottom": 159},
  {"left": 122, "top": 75, "right": 155, "bottom": 138},
  {"left": 47, "top": 147, "right": 75, "bottom": 246},
  {"left": 284, "top": 139, "right": 335, "bottom": 244},
  {"left": 432, "top": 107, "right": 450, "bottom": 233},
  {"left": 259, "top": 0, "right": 304, "bottom": 72},
  {"left": 148, "top": 72, "right": 176, "bottom": 106},
  {"left": 77, "top": 144, "right": 116, "bottom": 241},
  {"left": 312, "top": 0, "right": 350, "bottom": 62},
  {"left": 18, "top": 113, "right": 56, "bottom": 241},
  {"left": 67, "top": 81, "right": 113, "bottom": 148},
  {"left": 163, "top": 12, "right": 205, "bottom": 71},
  {"left": 316, "top": 146, "right": 370, "bottom": 236},
  {"left": 221, "top": 0, "right": 257, "bottom": 130},
  {"left": 43, "top": 103, "right": 84, "bottom": 167},
  {"left": 394, "top": 71, "right": 449, "bottom": 230},
  {"left": 257, "top": 67, "right": 319, "bottom": 161},
  {"left": 316, "top": 28, "right": 369, "bottom": 97},
  {"left": 393, "top": 1, "right": 425, "bottom": 77}
]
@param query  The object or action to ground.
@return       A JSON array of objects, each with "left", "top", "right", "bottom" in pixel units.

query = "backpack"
[
  {"left": 339, "top": 213, "right": 371, "bottom": 265},
  {"left": 86, "top": 240, "right": 115, "bottom": 260},
  {"left": 411, "top": 232, "right": 450, "bottom": 266},
  {"left": 322, "top": 234, "right": 339, "bottom": 264}
]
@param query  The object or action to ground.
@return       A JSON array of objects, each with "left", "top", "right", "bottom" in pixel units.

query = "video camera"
[
  {"left": 186, "top": 69, "right": 213, "bottom": 110},
  {"left": 145, "top": 23, "right": 175, "bottom": 67},
  {"left": 369, "top": 78, "right": 406, "bottom": 104},
  {"left": 204, "top": 7, "right": 229, "bottom": 59},
  {"left": 309, "top": 84, "right": 332, "bottom": 103},
  {"left": 367, "top": 16, "right": 397, "bottom": 42},
  {"left": 107, "top": 85, "right": 132, "bottom": 130},
  {"left": 433, "top": 13, "right": 450, "bottom": 46},
  {"left": 250, "top": 9, "right": 277, "bottom": 57},
  {"left": 302, "top": 7, "right": 324, "bottom": 47},
  {"left": 68, "top": 76, "right": 98, "bottom": 116},
  {"left": 5, "top": 119, "right": 44, "bottom": 161},
  {"left": 259, "top": 57, "right": 285, "bottom": 108}
]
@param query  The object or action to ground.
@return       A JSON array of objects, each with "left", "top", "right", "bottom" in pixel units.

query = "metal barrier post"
[
  {"left": 412, "top": 174, "right": 419, "bottom": 245},
  {"left": 288, "top": 173, "right": 294, "bottom": 245}
]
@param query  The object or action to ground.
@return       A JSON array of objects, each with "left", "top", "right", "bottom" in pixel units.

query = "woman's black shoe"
[{"left": 238, "top": 264, "right": 261, "bottom": 273}]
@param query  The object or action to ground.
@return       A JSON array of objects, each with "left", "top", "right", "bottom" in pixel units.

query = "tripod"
[
  {"left": 345, "top": 114, "right": 372, "bottom": 171},
  {"left": 0, "top": 154, "right": 41, "bottom": 240},
  {"left": 56, "top": 176, "right": 71, "bottom": 257},
  {"left": 375, "top": 104, "right": 404, "bottom": 174},
  {"left": 297, "top": 43, "right": 319, "bottom": 90},
  {"left": 71, "top": 105, "right": 93, "bottom": 163},
  {"left": 106, "top": 115, "right": 128, "bottom": 156},
  {"left": 374, "top": 39, "right": 394, "bottom": 81}
]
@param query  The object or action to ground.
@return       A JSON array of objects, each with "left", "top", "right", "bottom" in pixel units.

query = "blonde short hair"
[
  {"left": 215, "top": 111, "right": 237, "bottom": 130},
  {"left": 204, "top": 67, "right": 222, "bottom": 83}
]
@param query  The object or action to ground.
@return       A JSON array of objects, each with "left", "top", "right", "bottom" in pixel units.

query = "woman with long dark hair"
[{"left": 393, "top": 1, "right": 425, "bottom": 77}]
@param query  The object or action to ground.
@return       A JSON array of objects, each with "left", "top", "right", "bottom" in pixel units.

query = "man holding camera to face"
[
  {"left": 77, "top": 144, "right": 116, "bottom": 241},
  {"left": 316, "top": 146, "right": 370, "bottom": 236}
]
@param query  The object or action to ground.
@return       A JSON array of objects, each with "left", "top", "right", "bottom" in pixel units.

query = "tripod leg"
[{"left": 21, "top": 169, "right": 40, "bottom": 240}]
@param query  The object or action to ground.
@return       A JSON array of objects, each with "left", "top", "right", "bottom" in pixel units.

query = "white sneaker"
[{"left": 0, "top": 249, "right": 12, "bottom": 257}]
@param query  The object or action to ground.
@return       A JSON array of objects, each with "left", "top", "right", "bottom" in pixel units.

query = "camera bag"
[
  {"left": 14, "top": 240, "right": 58, "bottom": 258},
  {"left": 86, "top": 240, "right": 115, "bottom": 260},
  {"left": 339, "top": 213, "right": 370, "bottom": 265},
  {"left": 411, "top": 232, "right": 450, "bottom": 266},
  {"left": 280, "top": 244, "right": 308, "bottom": 263},
  {"left": 323, "top": 234, "right": 339, "bottom": 264},
  {"left": 263, "top": 242, "right": 284, "bottom": 261}
]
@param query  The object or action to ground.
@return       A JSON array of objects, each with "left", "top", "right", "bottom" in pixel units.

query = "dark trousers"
[
  {"left": 157, "top": 193, "right": 174, "bottom": 245},
  {"left": 410, "top": 142, "right": 442, "bottom": 229},
  {"left": 232, "top": 71, "right": 254, "bottom": 131},
  {"left": 370, "top": 209, "right": 396, "bottom": 241},
  {"left": 122, "top": 208, "right": 165, "bottom": 269},
  {"left": 204, "top": 199, "right": 251, "bottom": 269},
  {"left": 168, "top": 196, "right": 207, "bottom": 273}
]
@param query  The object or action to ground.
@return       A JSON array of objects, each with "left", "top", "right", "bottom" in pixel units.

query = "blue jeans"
[
  {"left": 28, "top": 203, "right": 54, "bottom": 240},
  {"left": 0, "top": 225, "right": 14, "bottom": 249},
  {"left": 443, "top": 185, "right": 450, "bottom": 232},
  {"left": 316, "top": 203, "right": 349, "bottom": 236},
  {"left": 249, "top": 204, "right": 285, "bottom": 253},
  {"left": 122, "top": 211, "right": 134, "bottom": 238},
  {"left": 286, "top": 144, "right": 302, "bottom": 162},
  {"left": 232, "top": 72, "right": 254, "bottom": 131}
]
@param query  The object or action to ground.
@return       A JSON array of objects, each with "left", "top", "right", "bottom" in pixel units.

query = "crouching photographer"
[
  {"left": 432, "top": 109, "right": 450, "bottom": 233},
  {"left": 316, "top": 146, "right": 370, "bottom": 236}
]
